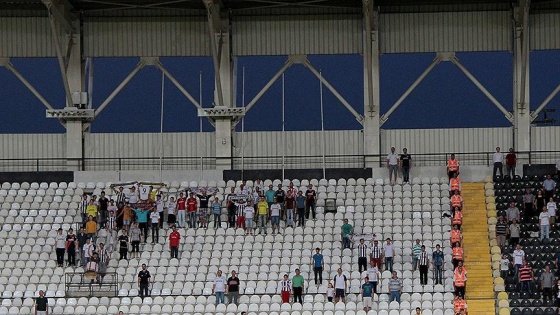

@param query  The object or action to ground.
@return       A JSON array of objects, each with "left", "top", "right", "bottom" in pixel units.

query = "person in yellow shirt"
[
  {"left": 85, "top": 200, "right": 98, "bottom": 221},
  {"left": 257, "top": 196, "right": 269, "bottom": 235},
  {"left": 85, "top": 216, "right": 97, "bottom": 243}
]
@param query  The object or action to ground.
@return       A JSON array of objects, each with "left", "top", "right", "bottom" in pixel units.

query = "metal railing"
[{"left": 65, "top": 272, "right": 119, "bottom": 297}]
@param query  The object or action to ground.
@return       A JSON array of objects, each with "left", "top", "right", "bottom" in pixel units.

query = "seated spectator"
[
  {"left": 495, "top": 216, "right": 508, "bottom": 247},
  {"left": 509, "top": 219, "right": 520, "bottom": 247},
  {"left": 506, "top": 202, "right": 520, "bottom": 224}
]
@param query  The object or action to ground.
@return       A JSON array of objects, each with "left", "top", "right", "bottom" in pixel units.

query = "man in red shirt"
[
  {"left": 505, "top": 148, "right": 517, "bottom": 178},
  {"left": 176, "top": 192, "right": 187, "bottom": 228},
  {"left": 187, "top": 193, "right": 198, "bottom": 228},
  {"left": 169, "top": 225, "right": 180, "bottom": 259}
]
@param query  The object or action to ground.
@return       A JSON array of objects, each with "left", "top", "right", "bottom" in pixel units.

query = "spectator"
[
  {"left": 137, "top": 263, "right": 152, "bottom": 301},
  {"left": 212, "top": 197, "right": 222, "bottom": 229},
  {"left": 85, "top": 252, "right": 99, "bottom": 284},
  {"left": 166, "top": 196, "right": 176, "bottom": 226},
  {"left": 447, "top": 154, "right": 460, "bottom": 179},
  {"left": 76, "top": 228, "right": 87, "bottom": 266},
  {"left": 432, "top": 244, "right": 444, "bottom": 285},
  {"left": 333, "top": 268, "right": 347, "bottom": 303},
  {"left": 512, "top": 244, "right": 525, "bottom": 278},
  {"left": 518, "top": 259, "right": 533, "bottom": 293},
  {"left": 341, "top": 219, "right": 353, "bottom": 249},
  {"left": 270, "top": 198, "right": 282, "bottom": 235},
  {"left": 149, "top": 209, "right": 159, "bottom": 244},
  {"left": 34, "top": 290, "right": 48, "bottom": 315},
  {"left": 411, "top": 239, "right": 422, "bottom": 271},
  {"left": 127, "top": 186, "right": 138, "bottom": 205},
  {"left": 450, "top": 191, "right": 464, "bottom": 211},
  {"left": 226, "top": 270, "right": 240, "bottom": 305},
  {"left": 82, "top": 237, "right": 94, "bottom": 266},
  {"left": 326, "top": 282, "right": 334, "bottom": 302},
  {"left": 370, "top": 240, "right": 383, "bottom": 269},
  {"left": 66, "top": 228, "right": 77, "bottom": 267},
  {"left": 196, "top": 190, "right": 211, "bottom": 229},
  {"left": 97, "top": 243, "right": 109, "bottom": 284},
  {"left": 176, "top": 192, "right": 187, "bottom": 228},
  {"left": 86, "top": 199, "right": 98, "bottom": 222},
  {"left": 540, "top": 265, "right": 556, "bottom": 300},
  {"left": 155, "top": 194, "right": 165, "bottom": 229},
  {"left": 55, "top": 228, "right": 66, "bottom": 268},
  {"left": 244, "top": 201, "right": 255, "bottom": 235},
  {"left": 493, "top": 147, "right": 504, "bottom": 178},
  {"left": 265, "top": 185, "right": 275, "bottom": 207},
  {"left": 134, "top": 208, "right": 149, "bottom": 243},
  {"left": 129, "top": 222, "right": 142, "bottom": 259},
  {"left": 453, "top": 262, "right": 467, "bottom": 298},
  {"left": 540, "top": 205, "right": 551, "bottom": 240},
  {"left": 450, "top": 225, "right": 462, "bottom": 246},
  {"left": 110, "top": 185, "right": 127, "bottom": 205},
  {"left": 213, "top": 270, "right": 227, "bottom": 305},
  {"left": 274, "top": 184, "right": 286, "bottom": 220},
  {"left": 292, "top": 269, "right": 304, "bottom": 304},
  {"left": 506, "top": 202, "right": 520, "bottom": 224},
  {"left": 226, "top": 199, "right": 236, "bottom": 228},
  {"left": 234, "top": 199, "right": 247, "bottom": 230},
  {"left": 118, "top": 229, "right": 129, "bottom": 260},
  {"left": 387, "top": 146, "right": 399, "bottom": 185},
  {"left": 312, "top": 248, "right": 324, "bottom": 285},
  {"left": 361, "top": 276, "right": 374, "bottom": 312},
  {"left": 500, "top": 254, "right": 510, "bottom": 279},
  {"left": 367, "top": 260, "right": 381, "bottom": 294},
  {"left": 305, "top": 184, "right": 317, "bottom": 220},
  {"left": 357, "top": 238, "right": 372, "bottom": 273},
  {"left": 449, "top": 173, "right": 461, "bottom": 196},
  {"left": 257, "top": 196, "right": 269, "bottom": 235},
  {"left": 543, "top": 175, "right": 557, "bottom": 200},
  {"left": 415, "top": 307, "right": 422, "bottom": 315},
  {"left": 121, "top": 203, "right": 133, "bottom": 231},
  {"left": 505, "top": 148, "right": 517, "bottom": 178},
  {"left": 296, "top": 191, "right": 306, "bottom": 227},
  {"left": 399, "top": 148, "right": 412, "bottom": 183},
  {"left": 85, "top": 216, "right": 97, "bottom": 243},
  {"left": 418, "top": 245, "right": 429, "bottom": 286},
  {"left": 495, "top": 216, "right": 508, "bottom": 247},
  {"left": 509, "top": 219, "right": 520, "bottom": 247},
  {"left": 254, "top": 178, "right": 264, "bottom": 193},
  {"left": 278, "top": 274, "right": 292, "bottom": 304},
  {"left": 547, "top": 197, "right": 557, "bottom": 225},
  {"left": 451, "top": 242, "right": 464, "bottom": 270},
  {"left": 522, "top": 189, "right": 535, "bottom": 222},
  {"left": 388, "top": 271, "right": 402, "bottom": 303},
  {"left": 79, "top": 194, "right": 88, "bottom": 225},
  {"left": 169, "top": 225, "right": 180, "bottom": 259},
  {"left": 535, "top": 189, "right": 547, "bottom": 218},
  {"left": 384, "top": 238, "right": 395, "bottom": 272},
  {"left": 285, "top": 182, "right": 297, "bottom": 227},
  {"left": 106, "top": 209, "right": 117, "bottom": 232},
  {"left": 98, "top": 191, "right": 109, "bottom": 228}
]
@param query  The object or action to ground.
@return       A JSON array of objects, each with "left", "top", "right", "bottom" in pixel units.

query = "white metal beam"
[
  {"left": 517, "top": 0, "right": 531, "bottom": 113},
  {"left": 153, "top": 61, "right": 202, "bottom": 111},
  {"left": 532, "top": 83, "right": 560, "bottom": 120},
  {"left": 41, "top": 0, "right": 77, "bottom": 34},
  {"left": 203, "top": 0, "right": 226, "bottom": 108},
  {"left": 363, "top": 0, "right": 375, "bottom": 114}
]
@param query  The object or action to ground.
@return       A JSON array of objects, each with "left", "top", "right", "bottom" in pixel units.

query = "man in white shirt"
[
  {"left": 547, "top": 197, "right": 557, "bottom": 225},
  {"left": 383, "top": 238, "right": 395, "bottom": 272},
  {"left": 512, "top": 244, "right": 525, "bottom": 278},
  {"left": 539, "top": 206, "right": 551, "bottom": 241},
  {"left": 150, "top": 209, "right": 160, "bottom": 244},
  {"left": 387, "top": 147, "right": 399, "bottom": 185},
  {"left": 333, "top": 268, "right": 347, "bottom": 303},
  {"left": 366, "top": 262, "right": 381, "bottom": 294},
  {"left": 269, "top": 199, "right": 282, "bottom": 235},
  {"left": 155, "top": 194, "right": 165, "bottom": 228},
  {"left": 82, "top": 238, "right": 94, "bottom": 266},
  {"left": 493, "top": 147, "right": 504, "bottom": 178},
  {"left": 244, "top": 203, "right": 255, "bottom": 235},
  {"left": 55, "top": 228, "right": 66, "bottom": 267},
  {"left": 212, "top": 270, "right": 227, "bottom": 305}
]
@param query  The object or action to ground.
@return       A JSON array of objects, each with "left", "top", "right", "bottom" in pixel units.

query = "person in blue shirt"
[
  {"left": 296, "top": 191, "right": 306, "bottom": 227},
  {"left": 265, "top": 185, "right": 276, "bottom": 207},
  {"left": 432, "top": 244, "right": 445, "bottom": 285},
  {"left": 134, "top": 207, "right": 149, "bottom": 243},
  {"left": 361, "top": 276, "right": 374, "bottom": 312},
  {"left": 312, "top": 248, "right": 324, "bottom": 285}
]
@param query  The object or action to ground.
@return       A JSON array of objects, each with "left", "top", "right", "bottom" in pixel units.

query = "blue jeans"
[
  {"left": 259, "top": 214, "right": 267, "bottom": 234},
  {"left": 385, "top": 257, "right": 394, "bottom": 272},
  {"left": 540, "top": 225, "right": 549, "bottom": 240},
  {"left": 412, "top": 256, "right": 419, "bottom": 270},
  {"left": 514, "top": 264, "right": 521, "bottom": 278},
  {"left": 177, "top": 210, "right": 186, "bottom": 228},
  {"left": 390, "top": 291, "right": 401, "bottom": 303},
  {"left": 188, "top": 212, "right": 196, "bottom": 228},
  {"left": 519, "top": 281, "right": 532, "bottom": 293},
  {"left": 342, "top": 236, "right": 350, "bottom": 249},
  {"left": 215, "top": 291, "right": 225, "bottom": 305},
  {"left": 286, "top": 208, "right": 294, "bottom": 227},
  {"left": 434, "top": 264, "right": 443, "bottom": 285}
]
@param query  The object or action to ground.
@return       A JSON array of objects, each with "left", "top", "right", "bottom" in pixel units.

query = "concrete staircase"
[{"left": 461, "top": 182, "right": 496, "bottom": 315}]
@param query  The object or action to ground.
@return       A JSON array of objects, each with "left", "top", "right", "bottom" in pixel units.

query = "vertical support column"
[
  {"left": 513, "top": 3, "right": 531, "bottom": 155},
  {"left": 363, "top": 1, "right": 381, "bottom": 168}
]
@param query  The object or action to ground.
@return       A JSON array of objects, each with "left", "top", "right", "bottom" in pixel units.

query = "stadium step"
[{"left": 461, "top": 182, "right": 496, "bottom": 314}]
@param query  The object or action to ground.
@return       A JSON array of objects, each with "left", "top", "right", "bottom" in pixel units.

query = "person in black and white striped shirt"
[
  {"left": 418, "top": 245, "right": 430, "bottom": 285},
  {"left": 357, "top": 238, "right": 372, "bottom": 273},
  {"left": 97, "top": 243, "right": 109, "bottom": 284},
  {"left": 79, "top": 194, "right": 89, "bottom": 226}
]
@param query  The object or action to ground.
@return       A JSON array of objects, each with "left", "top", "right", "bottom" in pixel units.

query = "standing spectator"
[
  {"left": 227, "top": 199, "right": 236, "bottom": 228},
  {"left": 506, "top": 148, "right": 517, "bottom": 178},
  {"left": 304, "top": 184, "right": 317, "bottom": 220},
  {"left": 541, "top": 265, "right": 556, "bottom": 300},
  {"left": 361, "top": 276, "right": 374, "bottom": 312},
  {"left": 326, "top": 282, "right": 334, "bottom": 302},
  {"left": 506, "top": 202, "right": 521, "bottom": 224},
  {"left": 500, "top": 254, "right": 510, "bottom": 279},
  {"left": 453, "top": 263, "right": 467, "bottom": 298},
  {"left": 76, "top": 228, "right": 87, "bottom": 266},
  {"left": 176, "top": 193, "right": 186, "bottom": 228},
  {"left": 399, "top": 147, "right": 412, "bottom": 183},
  {"left": 82, "top": 237, "right": 94, "bottom": 265},
  {"left": 127, "top": 186, "right": 138, "bottom": 205},
  {"left": 384, "top": 238, "right": 395, "bottom": 272},
  {"left": 166, "top": 196, "right": 176, "bottom": 226},
  {"left": 512, "top": 244, "right": 525, "bottom": 278},
  {"left": 66, "top": 228, "right": 77, "bottom": 267},
  {"left": 274, "top": 184, "right": 286, "bottom": 220},
  {"left": 257, "top": 196, "right": 269, "bottom": 235},
  {"left": 98, "top": 191, "right": 109, "bottom": 228},
  {"left": 244, "top": 201, "right": 255, "bottom": 235},
  {"left": 451, "top": 242, "right": 464, "bottom": 270},
  {"left": 86, "top": 199, "right": 98, "bottom": 222},
  {"left": 265, "top": 185, "right": 275, "bottom": 208},
  {"left": 129, "top": 222, "right": 142, "bottom": 259},
  {"left": 149, "top": 208, "right": 159, "bottom": 244},
  {"left": 388, "top": 271, "right": 402, "bottom": 303},
  {"left": 235, "top": 199, "right": 247, "bottom": 230},
  {"left": 212, "top": 197, "right": 222, "bottom": 229},
  {"left": 543, "top": 175, "right": 557, "bottom": 200},
  {"left": 213, "top": 270, "right": 227, "bottom": 305},
  {"left": 196, "top": 190, "right": 211, "bottom": 229},
  {"left": 341, "top": 219, "right": 353, "bottom": 249},
  {"left": 367, "top": 261, "right": 381, "bottom": 294},
  {"left": 523, "top": 189, "right": 535, "bottom": 222},
  {"left": 449, "top": 173, "right": 461, "bottom": 196},
  {"left": 387, "top": 146, "right": 399, "bottom": 185},
  {"left": 121, "top": 203, "right": 132, "bottom": 231},
  {"left": 270, "top": 198, "right": 282, "bottom": 235},
  {"left": 370, "top": 240, "right": 383, "bottom": 269},
  {"left": 357, "top": 238, "right": 371, "bottom": 273},
  {"left": 55, "top": 228, "right": 66, "bottom": 267},
  {"left": 296, "top": 191, "right": 306, "bottom": 227},
  {"left": 155, "top": 195, "right": 165, "bottom": 229},
  {"left": 535, "top": 190, "right": 546, "bottom": 219},
  {"left": 110, "top": 185, "right": 127, "bottom": 205},
  {"left": 333, "top": 268, "right": 347, "bottom": 303},
  {"left": 169, "top": 225, "right": 180, "bottom": 259},
  {"left": 118, "top": 229, "right": 129, "bottom": 260},
  {"left": 493, "top": 147, "right": 504, "bottom": 178},
  {"left": 97, "top": 243, "right": 109, "bottom": 284},
  {"left": 226, "top": 270, "right": 240, "bottom": 305},
  {"left": 85, "top": 216, "right": 97, "bottom": 243},
  {"left": 137, "top": 263, "right": 152, "bottom": 301},
  {"left": 418, "top": 245, "right": 429, "bottom": 286},
  {"left": 312, "top": 248, "right": 324, "bottom": 285},
  {"left": 292, "top": 269, "right": 304, "bottom": 304},
  {"left": 134, "top": 208, "right": 149, "bottom": 243},
  {"left": 447, "top": 154, "right": 460, "bottom": 179},
  {"left": 548, "top": 197, "right": 558, "bottom": 226},
  {"left": 79, "top": 194, "right": 88, "bottom": 225},
  {"left": 278, "top": 274, "right": 292, "bottom": 304},
  {"left": 285, "top": 182, "right": 297, "bottom": 227},
  {"left": 518, "top": 259, "right": 533, "bottom": 293},
  {"left": 495, "top": 216, "right": 508, "bottom": 247},
  {"left": 540, "top": 206, "right": 551, "bottom": 240},
  {"left": 432, "top": 244, "right": 444, "bottom": 285},
  {"left": 411, "top": 239, "right": 422, "bottom": 271},
  {"left": 106, "top": 209, "right": 117, "bottom": 232},
  {"left": 509, "top": 219, "right": 521, "bottom": 247},
  {"left": 34, "top": 290, "right": 48, "bottom": 315}
]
